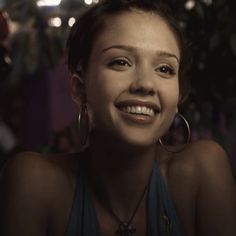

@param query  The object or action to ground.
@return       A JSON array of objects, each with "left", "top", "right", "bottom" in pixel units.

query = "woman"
[{"left": 1, "top": 0, "right": 236, "bottom": 235}]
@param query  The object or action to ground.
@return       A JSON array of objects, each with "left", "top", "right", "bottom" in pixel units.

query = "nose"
[{"left": 129, "top": 65, "right": 156, "bottom": 96}]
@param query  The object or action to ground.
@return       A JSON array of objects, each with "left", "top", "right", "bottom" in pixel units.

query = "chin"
[{"left": 116, "top": 132, "right": 157, "bottom": 150}]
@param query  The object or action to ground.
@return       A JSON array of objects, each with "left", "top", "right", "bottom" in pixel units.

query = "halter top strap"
[
  {"left": 148, "top": 162, "right": 184, "bottom": 236},
  {"left": 66, "top": 156, "right": 101, "bottom": 236}
]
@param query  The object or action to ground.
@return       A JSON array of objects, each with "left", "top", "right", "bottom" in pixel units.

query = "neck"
[
  {"left": 88, "top": 132, "right": 157, "bottom": 176},
  {"left": 86, "top": 134, "right": 157, "bottom": 219}
]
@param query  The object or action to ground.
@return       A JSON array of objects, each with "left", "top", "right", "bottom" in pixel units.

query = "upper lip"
[{"left": 115, "top": 99, "right": 161, "bottom": 113}]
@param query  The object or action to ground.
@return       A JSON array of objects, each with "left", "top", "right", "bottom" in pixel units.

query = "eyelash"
[
  {"left": 107, "top": 58, "right": 132, "bottom": 68},
  {"left": 107, "top": 59, "right": 176, "bottom": 76},
  {"left": 156, "top": 65, "right": 176, "bottom": 76}
]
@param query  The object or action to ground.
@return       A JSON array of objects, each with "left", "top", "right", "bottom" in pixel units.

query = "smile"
[
  {"left": 121, "top": 106, "right": 155, "bottom": 117},
  {"left": 115, "top": 100, "right": 161, "bottom": 124},
  {"left": 116, "top": 100, "right": 160, "bottom": 115}
]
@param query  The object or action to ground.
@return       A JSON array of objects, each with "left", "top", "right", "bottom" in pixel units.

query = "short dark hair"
[{"left": 67, "top": 0, "right": 191, "bottom": 103}]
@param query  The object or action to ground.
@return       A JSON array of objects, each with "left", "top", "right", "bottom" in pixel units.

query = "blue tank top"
[{"left": 66, "top": 153, "right": 184, "bottom": 236}]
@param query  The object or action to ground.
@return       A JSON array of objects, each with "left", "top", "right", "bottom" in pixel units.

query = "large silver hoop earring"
[
  {"left": 77, "top": 104, "right": 89, "bottom": 147},
  {"left": 158, "top": 113, "right": 191, "bottom": 153}
]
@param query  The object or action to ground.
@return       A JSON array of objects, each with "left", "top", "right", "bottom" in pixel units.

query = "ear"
[{"left": 70, "top": 70, "right": 86, "bottom": 106}]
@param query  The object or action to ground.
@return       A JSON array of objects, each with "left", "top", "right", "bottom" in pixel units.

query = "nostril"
[
  {"left": 129, "top": 85, "right": 155, "bottom": 96},
  {"left": 129, "top": 71, "right": 156, "bottom": 95}
]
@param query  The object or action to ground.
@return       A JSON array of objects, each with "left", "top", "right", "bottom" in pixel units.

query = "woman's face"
[{"left": 83, "top": 10, "right": 180, "bottom": 148}]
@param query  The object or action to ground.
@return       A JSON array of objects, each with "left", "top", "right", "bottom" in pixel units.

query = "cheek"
[
  {"left": 85, "top": 71, "right": 124, "bottom": 119},
  {"left": 85, "top": 76, "right": 124, "bottom": 130},
  {"left": 86, "top": 79, "right": 113, "bottom": 107},
  {"left": 86, "top": 70, "right": 127, "bottom": 105},
  {"left": 160, "top": 81, "right": 179, "bottom": 109}
]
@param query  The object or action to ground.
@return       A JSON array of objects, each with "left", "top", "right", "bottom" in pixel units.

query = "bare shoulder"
[
  {"left": 0, "top": 151, "right": 81, "bottom": 235},
  {"left": 161, "top": 140, "right": 236, "bottom": 236},
  {"left": 184, "top": 139, "right": 229, "bottom": 164},
  {"left": 162, "top": 139, "right": 233, "bottom": 182},
  {"left": 0, "top": 151, "right": 80, "bottom": 191},
  {"left": 176, "top": 139, "right": 235, "bottom": 186},
  {"left": 164, "top": 139, "right": 236, "bottom": 205}
]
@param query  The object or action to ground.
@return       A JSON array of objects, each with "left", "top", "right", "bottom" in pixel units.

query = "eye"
[
  {"left": 156, "top": 65, "right": 176, "bottom": 78},
  {"left": 107, "top": 57, "right": 132, "bottom": 70}
]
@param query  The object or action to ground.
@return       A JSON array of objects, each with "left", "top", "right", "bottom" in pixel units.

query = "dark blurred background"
[{"left": 0, "top": 0, "right": 236, "bottom": 179}]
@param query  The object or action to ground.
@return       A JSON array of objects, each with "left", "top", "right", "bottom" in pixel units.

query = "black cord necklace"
[{"left": 107, "top": 184, "right": 149, "bottom": 236}]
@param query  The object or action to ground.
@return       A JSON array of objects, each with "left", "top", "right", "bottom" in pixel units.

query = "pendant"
[
  {"left": 162, "top": 214, "right": 173, "bottom": 235},
  {"left": 115, "top": 221, "right": 136, "bottom": 236}
]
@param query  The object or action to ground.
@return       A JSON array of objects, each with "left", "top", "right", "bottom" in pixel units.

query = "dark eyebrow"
[
  {"left": 101, "top": 45, "right": 179, "bottom": 63},
  {"left": 157, "top": 51, "right": 179, "bottom": 63},
  {"left": 101, "top": 45, "right": 135, "bottom": 53}
]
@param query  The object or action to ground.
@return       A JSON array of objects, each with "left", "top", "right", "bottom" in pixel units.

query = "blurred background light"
[
  {"left": 37, "top": 0, "right": 61, "bottom": 7},
  {"left": 68, "top": 17, "right": 76, "bottom": 27},
  {"left": 185, "top": 0, "right": 195, "bottom": 10},
  {"left": 84, "top": 0, "right": 93, "bottom": 5},
  {"left": 48, "top": 17, "right": 62, "bottom": 27}
]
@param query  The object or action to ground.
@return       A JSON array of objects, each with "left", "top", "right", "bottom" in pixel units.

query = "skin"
[
  {"left": 85, "top": 11, "right": 180, "bottom": 149},
  {"left": 1, "top": 10, "right": 236, "bottom": 236}
]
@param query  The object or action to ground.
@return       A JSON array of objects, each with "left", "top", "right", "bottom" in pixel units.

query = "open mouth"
[
  {"left": 115, "top": 100, "right": 161, "bottom": 118},
  {"left": 121, "top": 105, "right": 155, "bottom": 117}
]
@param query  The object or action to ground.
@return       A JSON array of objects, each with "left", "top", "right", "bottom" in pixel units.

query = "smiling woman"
[
  {"left": 81, "top": 10, "right": 180, "bottom": 148},
  {"left": 1, "top": 0, "right": 236, "bottom": 236}
]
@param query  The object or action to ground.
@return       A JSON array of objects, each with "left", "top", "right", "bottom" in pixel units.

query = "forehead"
[{"left": 92, "top": 10, "right": 180, "bottom": 57}]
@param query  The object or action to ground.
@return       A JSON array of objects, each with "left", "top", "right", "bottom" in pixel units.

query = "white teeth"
[
  {"left": 131, "top": 107, "right": 136, "bottom": 113},
  {"left": 122, "top": 106, "right": 155, "bottom": 117},
  {"left": 137, "top": 106, "right": 142, "bottom": 113}
]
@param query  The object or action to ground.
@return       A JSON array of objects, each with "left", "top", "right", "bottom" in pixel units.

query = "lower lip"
[{"left": 118, "top": 109, "right": 156, "bottom": 125}]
